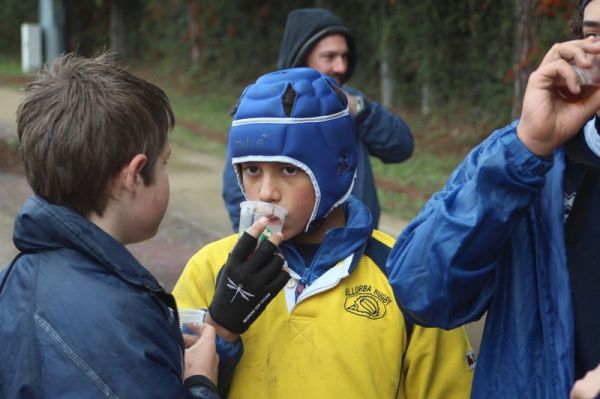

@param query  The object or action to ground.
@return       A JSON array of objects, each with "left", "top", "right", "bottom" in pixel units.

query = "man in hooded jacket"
[{"left": 222, "top": 8, "right": 414, "bottom": 231}]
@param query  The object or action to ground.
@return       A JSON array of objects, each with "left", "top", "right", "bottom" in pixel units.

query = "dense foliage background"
[
  {"left": 0, "top": 0, "right": 580, "bottom": 218},
  {"left": 0, "top": 0, "right": 576, "bottom": 117}
]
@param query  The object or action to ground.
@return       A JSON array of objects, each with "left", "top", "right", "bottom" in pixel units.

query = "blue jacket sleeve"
[
  {"left": 386, "top": 122, "right": 553, "bottom": 329},
  {"left": 215, "top": 337, "right": 243, "bottom": 398},
  {"left": 221, "top": 147, "right": 244, "bottom": 232},
  {"left": 345, "top": 86, "right": 414, "bottom": 163},
  {"left": 186, "top": 376, "right": 220, "bottom": 398}
]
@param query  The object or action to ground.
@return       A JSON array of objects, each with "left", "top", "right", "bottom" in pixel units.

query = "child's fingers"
[
  {"left": 267, "top": 231, "right": 284, "bottom": 247},
  {"left": 246, "top": 239, "right": 283, "bottom": 273},
  {"left": 182, "top": 332, "right": 199, "bottom": 348},
  {"left": 197, "top": 323, "right": 216, "bottom": 343},
  {"left": 245, "top": 217, "right": 269, "bottom": 239},
  {"left": 541, "top": 37, "right": 600, "bottom": 67},
  {"left": 267, "top": 269, "right": 292, "bottom": 293},
  {"left": 229, "top": 231, "right": 260, "bottom": 262}
]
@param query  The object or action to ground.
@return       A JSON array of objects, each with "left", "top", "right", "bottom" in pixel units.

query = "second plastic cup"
[
  {"left": 238, "top": 201, "right": 287, "bottom": 240},
  {"left": 179, "top": 308, "right": 207, "bottom": 335}
]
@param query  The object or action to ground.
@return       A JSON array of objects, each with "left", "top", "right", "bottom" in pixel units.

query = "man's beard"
[{"left": 330, "top": 73, "right": 346, "bottom": 85}]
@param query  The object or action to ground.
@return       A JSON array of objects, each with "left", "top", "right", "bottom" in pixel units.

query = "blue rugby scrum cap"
[{"left": 229, "top": 67, "right": 357, "bottom": 232}]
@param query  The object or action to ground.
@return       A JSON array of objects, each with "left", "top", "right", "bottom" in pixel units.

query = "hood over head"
[{"left": 277, "top": 8, "right": 357, "bottom": 82}]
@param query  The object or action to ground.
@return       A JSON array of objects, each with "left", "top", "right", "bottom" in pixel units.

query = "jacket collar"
[
  {"left": 13, "top": 195, "right": 164, "bottom": 292},
  {"left": 281, "top": 196, "right": 373, "bottom": 284}
]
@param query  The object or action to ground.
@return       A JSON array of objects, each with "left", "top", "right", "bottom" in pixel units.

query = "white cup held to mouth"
[{"left": 238, "top": 201, "right": 287, "bottom": 240}]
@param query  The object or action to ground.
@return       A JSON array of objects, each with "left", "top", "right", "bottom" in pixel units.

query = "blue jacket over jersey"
[
  {"left": 387, "top": 122, "right": 575, "bottom": 398},
  {"left": 0, "top": 195, "right": 229, "bottom": 398}
]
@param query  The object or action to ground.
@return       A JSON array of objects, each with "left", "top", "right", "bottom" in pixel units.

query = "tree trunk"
[
  {"left": 421, "top": 82, "right": 430, "bottom": 116},
  {"left": 381, "top": 48, "right": 394, "bottom": 108},
  {"left": 512, "top": 0, "right": 535, "bottom": 119},
  {"left": 188, "top": 1, "right": 201, "bottom": 66},
  {"left": 109, "top": 0, "right": 126, "bottom": 59},
  {"left": 380, "top": 2, "right": 394, "bottom": 108},
  {"left": 39, "top": 0, "right": 67, "bottom": 65}
]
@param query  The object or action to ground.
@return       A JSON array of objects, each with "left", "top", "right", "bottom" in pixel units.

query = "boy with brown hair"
[
  {"left": 174, "top": 67, "right": 474, "bottom": 398},
  {"left": 0, "top": 53, "right": 286, "bottom": 398}
]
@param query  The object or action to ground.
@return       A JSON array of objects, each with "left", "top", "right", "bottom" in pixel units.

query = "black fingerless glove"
[{"left": 209, "top": 232, "right": 290, "bottom": 334}]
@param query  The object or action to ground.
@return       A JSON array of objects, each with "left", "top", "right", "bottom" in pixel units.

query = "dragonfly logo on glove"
[
  {"left": 208, "top": 232, "right": 290, "bottom": 334},
  {"left": 226, "top": 277, "right": 256, "bottom": 302}
]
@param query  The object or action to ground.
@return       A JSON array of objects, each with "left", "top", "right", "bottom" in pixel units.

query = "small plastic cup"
[
  {"left": 179, "top": 308, "right": 207, "bottom": 335},
  {"left": 572, "top": 64, "right": 600, "bottom": 86},
  {"left": 559, "top": 55, "right": 600, "bottom": 101},
  {"left": 238, "top": 201, "right": 287, "bottom": 241}
]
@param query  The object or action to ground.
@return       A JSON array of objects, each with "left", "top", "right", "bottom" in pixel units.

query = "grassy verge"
[
  {"left": 0, "top": 53, "right": 35, "bottom": 89},
  {"left": 0, "top": 54, "right": 21, "bottom": 75},
  {"left": 0, "top": 54, "right": 505, "bottom": 221},
  {"left": 373, "top": 151, "right": 464, "bottom": 219},
  {"left": 131, "top": 61, "right": 236, "bottom": 156},
  {"left": 370, "top": 106, "right": 498, "bottom": 219},
  {"left": 170, "top": 125, "right": 225, "bottom": 155}
]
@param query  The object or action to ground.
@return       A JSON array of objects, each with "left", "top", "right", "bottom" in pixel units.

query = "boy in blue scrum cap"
[{"left": 173, "top": 67, "right": 474, "bottom": 398}]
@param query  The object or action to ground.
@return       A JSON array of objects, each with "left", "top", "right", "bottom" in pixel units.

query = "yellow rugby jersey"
[{"left": 173, "top": 230, "right": 473, "bottom": 398}]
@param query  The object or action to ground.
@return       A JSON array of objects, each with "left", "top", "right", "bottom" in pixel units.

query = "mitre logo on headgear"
[
  {"left": 343, "top": 284, "right": 390, "bottom": 319},
  {"left": 233, "top": 133, "right": 271, "bottom": 151}
]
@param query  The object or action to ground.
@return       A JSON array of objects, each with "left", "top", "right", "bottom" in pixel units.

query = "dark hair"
[
  {"left": 570, "top": 0, "right": 589, "bottom": 38},
  {"left": 570, "top": 15, "right": 583, "bottom": 39},
  {"left": 17, "top": 53, "right": 174, "bottom": 216}
]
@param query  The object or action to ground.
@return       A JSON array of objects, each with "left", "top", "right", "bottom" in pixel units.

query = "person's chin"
[
  {"left": 134, "top": 224, "right": 160, "bottom": 244},
  {"left": 283, "top": 225, "right": 304, "bottom": 242},
  {"left": 326, "top": 73, "right": 345, "bottom": 85}
]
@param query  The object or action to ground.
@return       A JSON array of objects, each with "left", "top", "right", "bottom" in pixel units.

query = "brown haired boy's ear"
[{"left": 121, "top": 154, "right": 148, "bottom": 191}]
